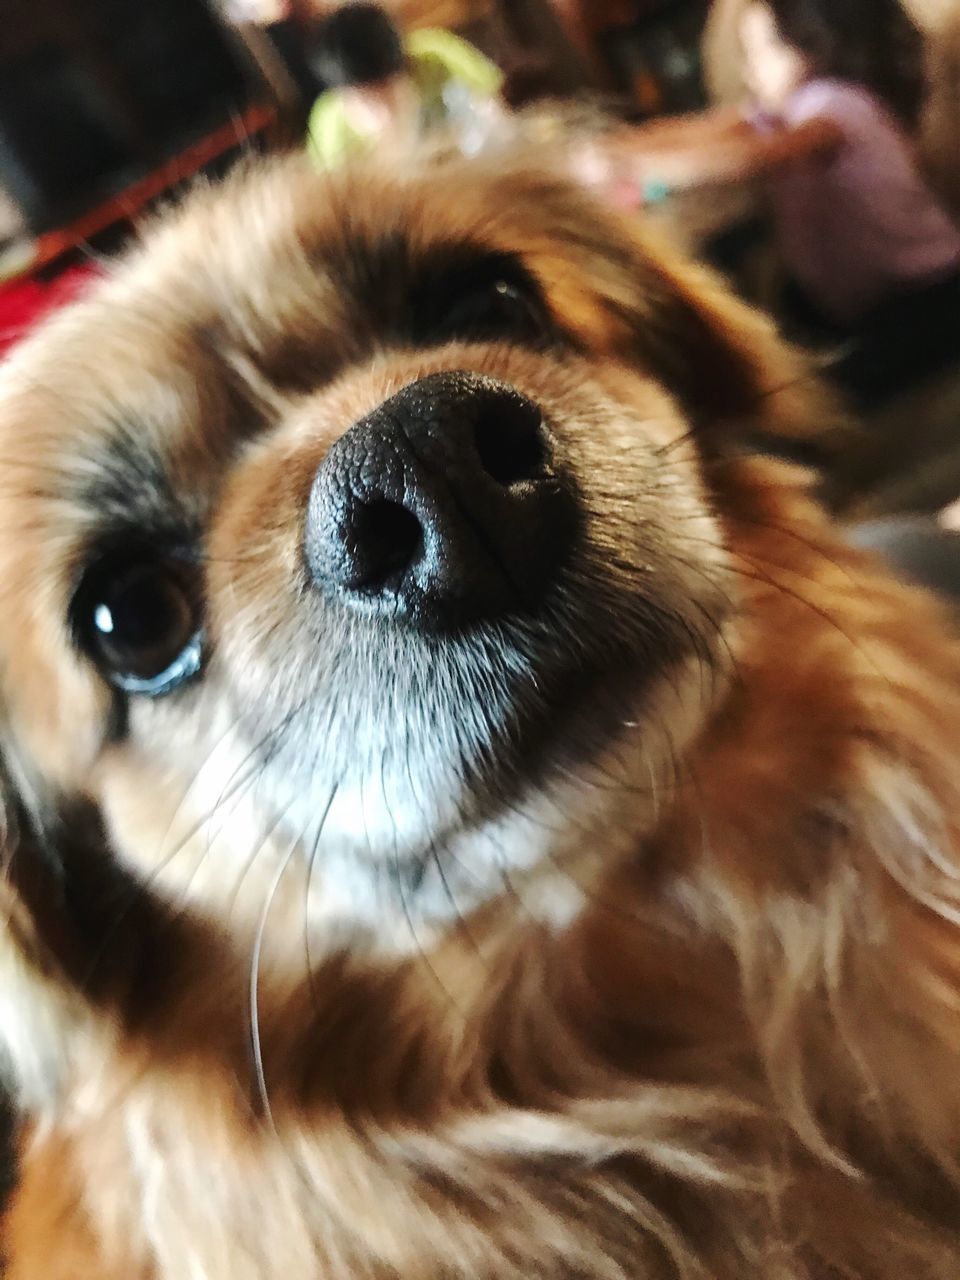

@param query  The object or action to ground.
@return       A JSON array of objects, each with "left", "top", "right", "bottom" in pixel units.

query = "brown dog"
[{"left": 0, "top": 150, "right": 959, "bottom": 1278}]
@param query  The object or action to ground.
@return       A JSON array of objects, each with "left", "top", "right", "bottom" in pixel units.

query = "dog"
[{"left": 0, "top": 147, "right": 959, "bottom": 1279}]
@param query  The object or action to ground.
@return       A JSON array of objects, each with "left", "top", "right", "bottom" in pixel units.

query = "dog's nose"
[{"left": 304, "top": 371, "right": 577, "bottom": 627}]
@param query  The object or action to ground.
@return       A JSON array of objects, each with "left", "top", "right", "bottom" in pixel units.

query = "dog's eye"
[
  {"left": 73, "top": 555, "right": 202, "bottom": 697},
  {"left": 437, "top": 278, "right": 549, "bottom": 344}
]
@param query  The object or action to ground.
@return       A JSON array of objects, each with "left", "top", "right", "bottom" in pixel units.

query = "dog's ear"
[
  {"left": 0, "top": 758, "right": 77, "bottom": 1117},
  {"left": 0, "top": 761, "right": 75, "bottom": 980},
  {"left": 0, "top": 714, "right": 124, "bottom": 985},
  {"left": 606, "top": 227, "right": 850, "bottom": 460},
  {"left": 0, "top": 776, "right": 130, "bottom": 996}
]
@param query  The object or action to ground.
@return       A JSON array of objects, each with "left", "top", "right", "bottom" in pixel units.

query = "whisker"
[
  {"left": 79, "top": 693, "right": 317, "bottom": 989},
  {"left": 302, "top": 781, "right": 341, "bottom": 1018},
  {"left": 249, "top": 829, "right": 301, "bottom": 1131}
]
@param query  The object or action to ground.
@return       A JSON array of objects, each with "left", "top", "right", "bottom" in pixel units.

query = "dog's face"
[{"left": 0, "top": 154, "right": 813, "bottom": 945}]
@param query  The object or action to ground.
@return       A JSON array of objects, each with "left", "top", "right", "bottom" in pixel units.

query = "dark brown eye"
[
  {"left": 439, "top": 278, "right": 549, "bottom": 344},
  {"left": 408, "top": 251, "right": 554, "bottom": 349},
  {"left": 73, "top": 554, "right": 202, "bottom": 696}
]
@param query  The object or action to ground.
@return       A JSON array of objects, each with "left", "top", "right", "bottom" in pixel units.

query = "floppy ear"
[
  {"left": 612, "top": 235, "right": 851, "bottom": 459},
  {"left": 0, "top": 740, "right": 135, "bottom": 1106},
  {"left": 0, "top": 766, "right": 76, "bottom": 1119},
  {"left": 0, "top": 771, "right": 112, "bottom": 1230},
  {"left": 0, "top": 777, "right": 142, "bottom": 994}
]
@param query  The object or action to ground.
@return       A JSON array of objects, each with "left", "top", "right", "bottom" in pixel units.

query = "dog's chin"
[{"left": 268, "top": 637, "right": 714, "bottom": 940}]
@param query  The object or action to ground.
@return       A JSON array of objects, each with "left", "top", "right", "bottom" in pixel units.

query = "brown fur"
[{"left": 0, "top": 151, "right": 958, "bottom": 1277}]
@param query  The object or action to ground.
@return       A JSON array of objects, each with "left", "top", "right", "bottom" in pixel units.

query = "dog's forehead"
[
  {"left": 127, "top": 154, "right": 636, "bottom": 358},
  {"left": 7, "top": 156, "right": 629, "bottom": 400}
]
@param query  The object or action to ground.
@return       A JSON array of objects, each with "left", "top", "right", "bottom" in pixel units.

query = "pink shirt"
[{"left": 758, "top": 79, "right": 960, "bottom": 324}]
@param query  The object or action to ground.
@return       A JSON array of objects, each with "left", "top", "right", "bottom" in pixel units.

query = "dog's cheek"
[
  {"left": 91, "top": 715, "right": 283, "bottom": 914},
  {"left": 2, "top": 647, "right": 110, "bottom": 796}
]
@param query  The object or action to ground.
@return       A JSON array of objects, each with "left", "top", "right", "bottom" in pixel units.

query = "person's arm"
[
  {"left": 748, "top": 116, "right": 842, "bottom": 173},
  {"left": 615, "top": 111, "right": 842, "bottom": 192},
  {"left": 624, "top": 104, "right": 750, "bottom": 152}
]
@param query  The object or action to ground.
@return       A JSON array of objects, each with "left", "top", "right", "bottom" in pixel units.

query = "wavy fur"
[{"left": 0, "top": 151, "right": 957, "bottom": 1277}]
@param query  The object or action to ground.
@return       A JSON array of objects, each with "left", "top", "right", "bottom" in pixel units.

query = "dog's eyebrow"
[
  {"left": 235, "top": 234, "right": 558, "bottom": 396},
  {"left": 71, "top": 423, "right": 199, "bottom": 547}
]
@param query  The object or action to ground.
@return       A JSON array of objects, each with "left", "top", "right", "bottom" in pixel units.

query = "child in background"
[
  {"left": 629, "top": 0, "right": 960, "bottom": 411},
  {"left": 306, "top": 2, "right": 504, "bottom": 169}
]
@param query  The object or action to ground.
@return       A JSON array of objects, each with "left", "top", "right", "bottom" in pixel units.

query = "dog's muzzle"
[{"left": 305, "top": 371, "right": 579, "bottom": 628}]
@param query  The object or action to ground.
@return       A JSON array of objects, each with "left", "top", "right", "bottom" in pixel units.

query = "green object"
[
  {"left": 307, "top": 93, "right": 370, "bottom": 169},
  {"left": 307, "top": 27, "right": 502, "bottom": 170},
  {"left": 406, "top": 27, "right": 503, "bottom": 102}
]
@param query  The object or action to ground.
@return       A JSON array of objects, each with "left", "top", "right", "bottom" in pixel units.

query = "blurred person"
[
  {"left": 627, "top": 0, "right": 960, "bottom": 412},
  {"left": 703, "top": 0, "right": 960, "bottom": 241},
  {"left": 703, "top": 0, "right": 931, "bottom": 115},
  {"left": 217, "top": 0, "right": 324, "bottom": 104},
  {"left": 305, "top": 1, "right": 504, "bottom": 167}
]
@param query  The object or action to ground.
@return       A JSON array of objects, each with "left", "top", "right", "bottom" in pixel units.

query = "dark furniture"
[{"left": 0, "top": 0, "right": 258, "bottom": 233}]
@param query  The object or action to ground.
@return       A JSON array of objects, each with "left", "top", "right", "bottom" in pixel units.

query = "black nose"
[{"left": 304, "top": 371, "right": 578, "bottom": 627}]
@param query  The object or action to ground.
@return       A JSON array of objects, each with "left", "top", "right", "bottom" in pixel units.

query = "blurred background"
[{"left": 2, "top": 0, "right": 960, "bottom": 531}]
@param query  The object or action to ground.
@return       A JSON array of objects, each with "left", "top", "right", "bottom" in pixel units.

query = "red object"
[
  {"left": 0, "top": 263, "right": 101, "bottom": 359},
  {"left": 30, "top": 104, "right": 274, "bottom": 275},
  {"left": 0, "top": 103, "right": 275, "bottom": 360}
]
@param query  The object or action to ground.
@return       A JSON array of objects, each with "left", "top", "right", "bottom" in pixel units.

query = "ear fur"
[
  {"left": 0, "top": 753, "right": 126, "bottom": 1122},
  {"left": 614, "top": 232, "right": 852, "bottom": 459}
]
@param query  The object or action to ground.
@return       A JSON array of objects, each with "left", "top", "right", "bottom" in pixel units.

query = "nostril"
[
  {"left": 349, "top": 500, "right": 423, "bottom": 593},
  {"left": 473, "top": 397, "right": 548, "bottom": 487},
  {"left": 306, "top": 374, "right": 576, "bottom": 623}
]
